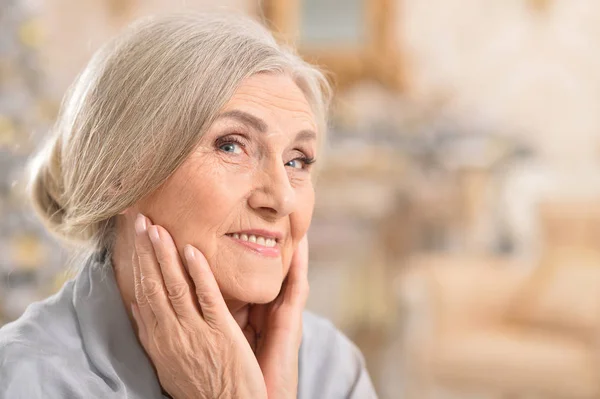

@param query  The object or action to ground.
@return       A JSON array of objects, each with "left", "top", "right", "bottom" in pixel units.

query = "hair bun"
[{"left": 29, "top": 139, "right": 68, "bottom": 238}]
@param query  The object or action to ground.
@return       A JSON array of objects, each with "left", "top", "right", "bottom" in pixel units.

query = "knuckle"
[
  {"left": 167, "top": 282, "right": 190, "bottom": 303},
  {"left": 134, "top": 290, "right": 147, "bottom": 304},
  {"left": 135, "top": 244, "right": 153, "bottom": 257},
  {"left": 195, "top": 289, "right": 213, "bottom": 307},
  {"left": 196, "top": 291, "right": 223, "bottom": 318},
  {"left": 134, "top": 279, "right": 143, "bottom": 291},
  {"left": 141, "top": 277, "right": 163, "bottom": 299},
  {"left": 136, "top": 252, "right": 154, "bottom": 266},
  {"left": 136, "top": 246, "right": 155, "bottom": 261}
]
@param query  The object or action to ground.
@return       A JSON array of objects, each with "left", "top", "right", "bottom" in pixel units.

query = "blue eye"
[
  {"left": 219, "top": 142, "right": 243, "bottom": 154},
  {"left": 286, "top": 159, "right": 303, "bottom": 169},
  {"left": 286, "top": 157, "right": 316, "bottom": 170}
]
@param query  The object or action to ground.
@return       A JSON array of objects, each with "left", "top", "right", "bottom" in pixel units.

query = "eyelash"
[
  {"left": 215, "top": 135, "right": 316, "bottom": 170},
  {"left": 292, "top": 156, "right": 316, "bottom": 169},
  {"left": 216, "top": 136, "right": 246, "bottom": 151}
]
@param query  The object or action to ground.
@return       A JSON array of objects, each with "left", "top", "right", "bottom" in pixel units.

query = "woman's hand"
[
  {"left": 248, "top": 236, "right": 310, "bottom": 399},
  {"left": 130, "top": 214, "right": 267, "bottom": 399}
]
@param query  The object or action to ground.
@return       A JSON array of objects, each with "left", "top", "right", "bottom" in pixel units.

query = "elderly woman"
[{"left": 0, "top": 13, "right": 376, "bottom": 399}]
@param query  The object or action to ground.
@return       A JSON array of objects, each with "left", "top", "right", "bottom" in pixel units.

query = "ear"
[
  {"left": 118, "top": 206, "right": 131, "bottom": 215},
  {"left": 119, "top": 206, "right": 137, "bottom": 216}
]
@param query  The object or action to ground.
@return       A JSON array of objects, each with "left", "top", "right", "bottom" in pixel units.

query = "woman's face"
[{"left": 139, "top": 73, "right": 318, "bottom": 304}]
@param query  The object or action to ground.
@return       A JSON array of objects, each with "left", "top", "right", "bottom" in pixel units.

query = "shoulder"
[
  {"left": 299, "top": 311, "right": 377, "bottom": 399},
  {"left": 0, "top": 339, "right": 112, "bottom": 399},
  {"left": 301, "top": 311, "right": 363, "bottom": 365},
  {"left": 0, "top": 282, "right": 105, "bottom": 398},
  {"left": 0, "top": 280, "right": 78, "bottom": 353},
  {"left": 0, "top": 339, "right": 74, "bottom": 398}
]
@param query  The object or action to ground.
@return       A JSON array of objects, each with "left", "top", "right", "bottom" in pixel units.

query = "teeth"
[{"left": 231, "top": 233, "right": 277, "bottom": 247}]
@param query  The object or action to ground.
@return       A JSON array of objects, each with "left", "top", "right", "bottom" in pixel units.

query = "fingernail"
[
  {"left": 148, "top": 225, "right": 160, "bottom": 243},
  {"left": 184, "top": 245, "right": 195, "bottom": 263},
  {"left": 135, "top": 214, "right": 147, "bottom": 235}
]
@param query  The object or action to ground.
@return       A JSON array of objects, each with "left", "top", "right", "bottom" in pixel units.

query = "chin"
[{"left": 226, "top": 272, "right": 284, "bottom": 304}]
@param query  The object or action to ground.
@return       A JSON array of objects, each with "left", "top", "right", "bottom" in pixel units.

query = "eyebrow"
[
  {"left": 218, "top": 110, "right": 268, "bottom": 132},
  {"left": 295, "top": 129, "right": 317, "bottom": 142},
  {"left": 217, "top": 109, "right": 317, "bottom": 142}
]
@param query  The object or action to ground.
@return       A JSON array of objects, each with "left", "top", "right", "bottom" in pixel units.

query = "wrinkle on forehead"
[{"left": 223, "top": 74, "right": 318, "bottom": 135}]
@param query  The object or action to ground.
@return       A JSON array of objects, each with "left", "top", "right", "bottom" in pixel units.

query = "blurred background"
[{"left": 2, "top": 0, "right": 600, "bottom": 398}]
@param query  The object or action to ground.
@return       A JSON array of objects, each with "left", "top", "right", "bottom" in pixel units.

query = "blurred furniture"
[
  {"left": 538, "top": 199, "right": 600, "bottom": 255},
  {"left": 398, "top": 253, "right": 600, "bottom": 399},
  {"left": 457, "top": 166, "right": 493, "bottom": 252},
  {"left": 261, "top": 0, "right": 404, "bottom": 89}
]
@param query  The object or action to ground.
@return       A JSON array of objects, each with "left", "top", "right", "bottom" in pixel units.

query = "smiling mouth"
[
  {"left": 225, "top": 233, "right": 281, "bottom": 258},
  {"left": 225, "top": 233, "right": 278, "bottom": 248}
]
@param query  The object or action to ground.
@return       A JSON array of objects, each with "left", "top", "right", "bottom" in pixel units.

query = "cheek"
[{"left": 143, "top": 157, "right": 253, "bottom": 250}]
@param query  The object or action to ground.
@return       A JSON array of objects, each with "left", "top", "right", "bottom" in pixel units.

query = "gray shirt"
[{"left": 0, "top": 255, "right": 377, "bottom": 398}]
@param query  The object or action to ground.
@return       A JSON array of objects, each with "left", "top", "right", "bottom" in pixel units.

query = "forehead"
[{"left": 221, "top": 73, "right": 317, "bottom": 131}]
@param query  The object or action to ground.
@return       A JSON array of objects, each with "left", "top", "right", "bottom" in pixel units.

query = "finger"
[
  {"left": 131, "top": 303, "right": 150, "bottom": 349},
  {"left": 132, "top": 237, "right": 146, "bottom": 306},
  {"left": 183, "top": 244, "right": 229, "bottom": 327},
  {"left": 284, "top": 235, "right": 310, "bottom": 307},
  {"left": 148, "top": 224, "right": 198, "bottom": 319},
  {"left": 131, "top": 247, "right": 155, "bottom": 325},
  {"left": 134, "top": 213, "right": 176, "bottom": 325},
  {"left": 248, "top": 304, "right": 267, "bottom": 351}
]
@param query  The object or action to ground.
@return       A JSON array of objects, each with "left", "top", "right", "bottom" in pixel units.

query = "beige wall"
[
  {"left": 395, "top": 0, "right": 600, "bottom": 256},
  {"left": 401, "top": 0, "right": 600, "bottom": 171}
]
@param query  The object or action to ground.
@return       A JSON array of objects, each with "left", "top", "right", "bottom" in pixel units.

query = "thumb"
[{"left": 284, "top": 235, "right": 309, "bottom": 307}]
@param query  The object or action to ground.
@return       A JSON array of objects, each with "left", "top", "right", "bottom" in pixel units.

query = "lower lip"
[{"left": 226, "top": 236, "right": 281, "bottom": 258}]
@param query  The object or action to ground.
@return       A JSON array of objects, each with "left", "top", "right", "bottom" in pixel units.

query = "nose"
[{"left": 248, "top": 158, "right": 296, "bottom": 220}]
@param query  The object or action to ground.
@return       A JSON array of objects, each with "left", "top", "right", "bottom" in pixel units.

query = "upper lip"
[{"left": 227, "top": 229, "right": 283, "bottom": 242}]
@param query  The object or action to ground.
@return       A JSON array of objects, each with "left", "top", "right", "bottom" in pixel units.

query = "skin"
[{"left": 110, "top": 73, "right": 318, "bottom": 398}]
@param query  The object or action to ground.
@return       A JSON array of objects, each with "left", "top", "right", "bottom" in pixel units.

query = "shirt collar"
[{"left": 71, "top": 253, "right": 168, "bottom": 399}]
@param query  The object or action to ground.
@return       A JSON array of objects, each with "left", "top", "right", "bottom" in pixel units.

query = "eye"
[
  {"left": 286, "top": 159, "right": 303, "bottom": 169},
  {"left": 219, "top": 142, "right": 243, "bottom": 154},
  {"left": 285, "top": 157, "right": 316, "bottom": 170}
]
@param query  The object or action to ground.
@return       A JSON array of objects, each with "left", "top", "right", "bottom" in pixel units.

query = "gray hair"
[{"left": 28, "top": 13, "right": 331, "bottom": 252}]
